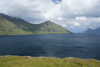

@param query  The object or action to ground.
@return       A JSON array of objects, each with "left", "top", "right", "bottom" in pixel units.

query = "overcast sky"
[{"left": 0, "top": 0, "right": 100, "bottom": 33}]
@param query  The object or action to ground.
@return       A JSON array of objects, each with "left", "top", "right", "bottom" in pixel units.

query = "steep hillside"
[
  {"left": 0, "top": 13, "right": 72, "bottom": 35},
  {"left": 0, "top": 13, "right": 35, "bottom": 35}
]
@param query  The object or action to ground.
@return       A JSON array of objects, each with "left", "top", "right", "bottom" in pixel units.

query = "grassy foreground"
[{"left": 0, "top": 56, "right": 100, "bottom": 67}]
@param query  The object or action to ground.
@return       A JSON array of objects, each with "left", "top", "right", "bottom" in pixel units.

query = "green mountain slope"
[
  {"left": 35, "top": 21, "right": 72, "bottom": 34},
  {"left": 0, "top": 13, "right": 72, "bottom": 35}
]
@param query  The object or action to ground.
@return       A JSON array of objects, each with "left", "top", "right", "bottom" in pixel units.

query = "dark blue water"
[{"left": 0, "top": 34, "right": 100, "bottom": 60}]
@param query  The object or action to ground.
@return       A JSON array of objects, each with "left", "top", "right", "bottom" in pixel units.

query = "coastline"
[{"left": 0, "top": 33, "right": 73, "bottom": 36}]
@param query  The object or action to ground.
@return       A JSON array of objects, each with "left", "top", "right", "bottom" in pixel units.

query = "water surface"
[{"left": 0, "top": 34, "right": 100, "bottom": 60}]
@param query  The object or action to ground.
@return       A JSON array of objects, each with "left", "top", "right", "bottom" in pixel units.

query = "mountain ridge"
[
  {"left": 0, "top": 13, "right": 72, "bottom": 35},
  {"left": 84, "top": 27, "right": 100, "bottom": 33}
]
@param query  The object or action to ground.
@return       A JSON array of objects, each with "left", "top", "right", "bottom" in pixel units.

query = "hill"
[
  {"left": 84, "top": 27, "right": 100, "bottom": 33},
  {"left": 0, "top": 13, "right": 72, "bottom": 35}
]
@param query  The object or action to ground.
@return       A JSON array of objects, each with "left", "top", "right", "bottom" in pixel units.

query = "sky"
[{"left": 0, "top": 0, "right": 100, "bottom": 33}]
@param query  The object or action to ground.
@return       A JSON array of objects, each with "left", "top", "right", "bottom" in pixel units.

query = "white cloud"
[
  {"left": 57, "top": 17, "right": 63, "bottom": 21},
  {"left": 61, "top": 24, "right": 66, "bottom": 27},
  {"left": 74, "top": 22, "right": 80, "bottom": 26},
  {"left": 75, "top": 17, "right": 86, "bottom": 20},
  {"left": 89, "top": 27, "right": 95, "bottom": 29}
]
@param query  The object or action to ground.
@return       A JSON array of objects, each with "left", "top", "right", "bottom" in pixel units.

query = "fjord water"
[{"left": 0, "top": 34, "right": 100, "bottom": 60}]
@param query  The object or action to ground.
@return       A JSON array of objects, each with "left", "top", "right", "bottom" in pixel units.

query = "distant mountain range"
[
  {"left": 84, "top": 27, "right": 100, "bottom": 33},
  {"left": 0, "top": 13, "right": 72, "bottom": 35}
]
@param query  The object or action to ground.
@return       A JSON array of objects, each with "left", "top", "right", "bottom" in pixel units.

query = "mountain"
[
  {"left": 84, "top": 27, "right": 100, "bottom": 33},
  {"left": 0, "top": 13, "right": 72, "bottom": 35}
]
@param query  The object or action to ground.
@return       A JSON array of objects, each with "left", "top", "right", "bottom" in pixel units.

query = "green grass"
[{"left": 0, "top": 56, "right": 100, "bottom": 67}]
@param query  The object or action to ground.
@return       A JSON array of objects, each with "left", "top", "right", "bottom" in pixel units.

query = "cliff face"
[{"left": 0, "top": 13, "right": 72, "bottom": 35}]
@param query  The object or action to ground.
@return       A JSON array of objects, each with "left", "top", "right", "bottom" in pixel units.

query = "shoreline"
[
  {"left": 0, "top": 55, "right": 100, "bottom": 60},
  {"left": 0, "top": 33, "right": 73, "bottom": 36}
]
